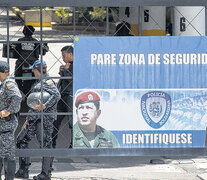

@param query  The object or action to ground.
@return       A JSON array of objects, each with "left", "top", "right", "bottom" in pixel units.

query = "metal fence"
[{"left": 0, "top": 0, "right": 207, "bottom": 157}]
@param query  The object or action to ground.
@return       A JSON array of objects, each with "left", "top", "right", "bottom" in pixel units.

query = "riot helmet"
[{"left": 27, "top": 91, "right": 50, "bottom": 109}]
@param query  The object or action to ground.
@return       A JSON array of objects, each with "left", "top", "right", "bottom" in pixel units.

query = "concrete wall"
[{"left": 24, "top": 9, "right": 53, "bottom": 27}]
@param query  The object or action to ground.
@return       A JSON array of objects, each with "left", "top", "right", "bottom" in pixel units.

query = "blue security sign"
[{"left": 73, "top": 36, "right": 207, "bottom": 148}]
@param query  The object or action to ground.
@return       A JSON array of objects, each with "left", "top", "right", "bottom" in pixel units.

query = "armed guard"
[
  {"left": 0, "top": 61, "right": 22, "bottom": 180},
  {"left": 14, "top": 25, "right": 39, "bottom": 96},
  {"left": 14, "top": 25, "right": 49, "bottom": 97},
  {"left": 15, "top": 60, "right": 60, "bottom": 180}
]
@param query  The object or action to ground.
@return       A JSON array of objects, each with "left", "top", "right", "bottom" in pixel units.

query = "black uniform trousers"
[
  {"left": 52, "top": 93, "right": 73, "bottom": 148},
  {"left": 18, "top": 119, "right": 53, "bottom": 175}
]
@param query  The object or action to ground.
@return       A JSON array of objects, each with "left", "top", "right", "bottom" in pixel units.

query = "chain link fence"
[{"left": 0, "top": 3, "right": 207, "bottom": 156}]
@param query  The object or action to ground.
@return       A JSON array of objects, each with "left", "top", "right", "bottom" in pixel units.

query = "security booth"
[{"left": 0, "top": 0, "right": 207, "bottom": 160}]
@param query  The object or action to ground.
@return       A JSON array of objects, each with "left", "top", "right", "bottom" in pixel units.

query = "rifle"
[{"left": 16, "top": 124, "right": 29, "bottom": 148}]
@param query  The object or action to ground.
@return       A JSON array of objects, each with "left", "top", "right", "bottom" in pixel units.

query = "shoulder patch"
[
  {"left": 7, "top": 82, "right": 15, "bottom": 89},
  {"left": 46, "top": 80, "right": 54, "bottom": 86}
]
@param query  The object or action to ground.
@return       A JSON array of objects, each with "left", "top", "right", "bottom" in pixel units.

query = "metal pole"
[
  {"left": 40, "top": 6, "right": 44, "bottom": 149},
  {"left": 139, "top": 6, "right": 142, "bottom": 36},
  {"left": 73, "top": 7, "right": 76, "bottom": 35},
  {"left": 6, "top": 7, "right": 10, "bottom": 64},
  {"left": 205, "top": 6, "right": 207, "bottom": 36},
  {"left": 106, "top": 7, "right": 109, "bottom": 36},
  {"left": 171, "top": 6, "right": 175, "bottom": 36}
]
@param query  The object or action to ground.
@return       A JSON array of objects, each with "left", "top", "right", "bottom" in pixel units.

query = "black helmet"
[
  {"left": 116, "top": 21, "right": 131, "bottom": 36},
  {"left": 23, "top": 25, "right": 35, "bottom": 36},
  {"left": 27, "top": 91, "right": 50, "bottom": 109}
]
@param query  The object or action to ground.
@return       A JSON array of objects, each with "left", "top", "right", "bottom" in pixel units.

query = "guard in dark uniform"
[
  {"left": 0, "top": 61, "right": 22, "bottom": 180},
  {"left": 52, "top": 46, "right": 73, "bottom": 148},
  {"left": 15, "top": 60, "right": 60, "bottom": 180},
  {"left": 14, "top": 25, "right": 39, "bottom": 96}
]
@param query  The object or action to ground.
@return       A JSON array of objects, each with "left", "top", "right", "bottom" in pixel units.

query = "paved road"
[{"left": 9, "top": 156, "right": 207, "bottom": 180}]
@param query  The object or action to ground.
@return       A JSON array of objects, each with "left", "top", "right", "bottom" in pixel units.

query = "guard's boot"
[
  {"left": 33, "top": 157, "right": 51, "bottom": 180},
  {"left": 0, "top": 158, "right": 3, "bottom": 180},
  {"left": 15, "top": 157, "right": 30, "bottom": 178},
  {"left": 49, "top": 157, "right": 54, "bottom": 177},
  {"left": 4, "top": 158, "right": 16, "bottom": 180},
  {"left": 33, "top": 171, "right": 50, "bottom": 180},
  {"left": 15, "top": 169, "right": 29, "bottom": 179}
]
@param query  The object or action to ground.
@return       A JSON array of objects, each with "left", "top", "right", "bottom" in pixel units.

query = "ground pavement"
[{"left": 6, "top": 156, "right": 207, "bottom": 180}]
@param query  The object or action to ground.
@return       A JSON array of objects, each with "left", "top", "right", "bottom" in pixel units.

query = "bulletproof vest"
[
  {"left": 27, "top": 91, "right": 50, "bottom": 109},
  {"left": 17, "top": 36, "right": 40, "bottom": 65}
]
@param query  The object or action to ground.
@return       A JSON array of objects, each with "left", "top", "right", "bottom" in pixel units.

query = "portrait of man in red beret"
[{"left": 73, "top": 91, "right": 120, "bottom": 148}]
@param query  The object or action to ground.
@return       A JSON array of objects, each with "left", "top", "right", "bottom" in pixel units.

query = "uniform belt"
[{"left": 0, "top": 130, "right": 12, "bottom": 134}]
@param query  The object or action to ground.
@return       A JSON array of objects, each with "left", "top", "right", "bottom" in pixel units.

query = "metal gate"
[{"left": 0, "top": 0, "right": 207, "bottom": 157}]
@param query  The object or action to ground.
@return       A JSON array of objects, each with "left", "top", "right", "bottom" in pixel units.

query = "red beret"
[{"left": 75, "top": 91, "right": 100, "bottom": 107}]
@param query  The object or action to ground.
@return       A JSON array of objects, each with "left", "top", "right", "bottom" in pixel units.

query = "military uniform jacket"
[
  {"left": 0, "top": 77, "right": 22, "bottom": 132},
  {"left": 73, "top": 122, "right": 120, "bottom": 148},
  {"left": 27, "top": 75, "right": 61, "bottom": 122}
]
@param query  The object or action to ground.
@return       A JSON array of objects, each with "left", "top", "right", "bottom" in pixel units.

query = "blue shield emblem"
[
  {"left": 141, "top": 91, "right": 172, "bottom": 129},
  {"left": 149, "top": 102, "right": 162, "bottom": 118}
]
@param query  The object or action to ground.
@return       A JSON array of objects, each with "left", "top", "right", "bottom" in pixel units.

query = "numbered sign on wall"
[
  {"left": 142, "top": 6, "right": 166, "bottom": 36},
  {"left": 174, "top": 6, "right": 205, "bottom": 36},
  {"left": 119, "top": 7, "right": 139, "bottom": 36}
]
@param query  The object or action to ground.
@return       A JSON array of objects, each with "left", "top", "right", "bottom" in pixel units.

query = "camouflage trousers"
[
  {"left": 19, "top": 119, "right": 53, "bottom": 149},
  {"left": 0, "top": 131, "right": 16, "bottom": 160}
]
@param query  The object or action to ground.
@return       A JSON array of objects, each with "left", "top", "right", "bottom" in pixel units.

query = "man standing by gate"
[
  {"left": 14, "top": 25, "right": 39, "bottom": 96},
  {"left": 52, "top": 46, "right": 73, "bottom": 148},
  {"left": 0, "top": 61, "right": 22, "bottom": 180},
  {"left": 15, "top": 60, "right": 60, "bottom": 180},
  {"left": 14, "top": 25, "right": 49, "bottom": 98}
]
